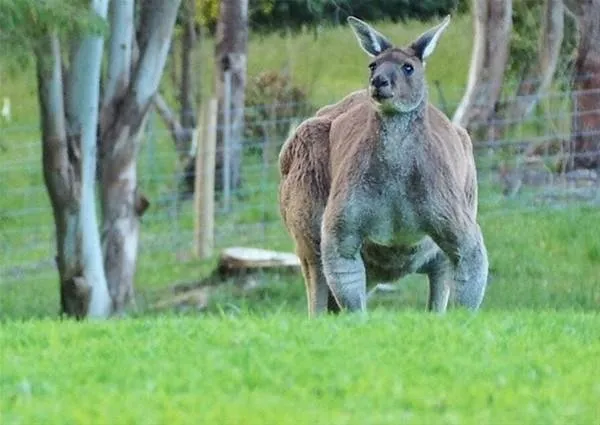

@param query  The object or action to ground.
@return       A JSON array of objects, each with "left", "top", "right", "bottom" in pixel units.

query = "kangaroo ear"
[
  {"left": 410, "top": 15, "right": 451, "bottom": 61},
  {"left": 347, "top": 16, "right": 393, "bottom": 57}
]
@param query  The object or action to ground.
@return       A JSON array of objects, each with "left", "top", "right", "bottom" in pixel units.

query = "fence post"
[
  {"left": 222, "top": 68, "right": 232, "bottom": 212},
  {"left": 194, "top": 98, "right": 218, "bottom": 259}
]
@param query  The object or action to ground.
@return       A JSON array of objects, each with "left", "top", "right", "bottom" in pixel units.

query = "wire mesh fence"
[{"left": 0, "top": 84, "right": 598, "bottom": 289}]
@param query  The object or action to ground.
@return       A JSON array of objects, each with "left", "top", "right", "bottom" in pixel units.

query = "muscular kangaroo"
[{"left": 278, "top": 16, "right": 489, "bottom": 317}]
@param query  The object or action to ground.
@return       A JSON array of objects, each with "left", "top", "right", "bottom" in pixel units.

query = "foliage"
[
  {"left": 507, "top": 0, "right": 578, "bottom": 86},
  {"left": 250, "top": 0, "right": 469, "bottom": 33},
  {"left": 0, "top": 0, "right": 105, "bottom": 46},
  {"left": 0, "top": 0, "right": 106, "bottom": 69},
  {"left": 244, "top": 70, "right": 313, "bottom": 144},
  {"left": 192, "top": 0, "right": 469, "bottom": 33},
  {"left": 194, "top": 0, "right": 276, "bottom": 31},
  {"left": 195, "top": 0, "right": 220, "bottom": 27}
]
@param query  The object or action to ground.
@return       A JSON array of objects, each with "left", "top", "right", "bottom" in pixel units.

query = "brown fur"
[{"left": 279, "top": 17, "right": 488, "bottom": 316}]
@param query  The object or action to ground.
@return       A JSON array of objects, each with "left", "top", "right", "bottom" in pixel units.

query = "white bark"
[
  {"left": 513, "top": 0, "right": 564, "bottom": 118},
  {"left": 538, "top": 0, "right": 564, "bottom": 94},
  {"left": 214, "top": 0, "right": 249, "bottom": 192},
  {"left": 452, "top": 0, "right": 513, "bottom": 131},
  {"left": 153, "top": 92, "right": 194, "bottom": 160},
  {"left": 36, "top": 33, "right": 86, "bottom": 318},
  {"left": 99, "top": 0, "right": 181, "bottom": 313},
  {"left": 67, "top": 0, "right": 111, "bottom": 318},
  {"left": 452, "top": 1, "right": 487, "bottom": 127},
  {"left": 104, "top": 0, "right": 135, "bottom": 102},
  {"left": 39, "top": 36, "right": 67, "bottom": 139},
  {"left": 180, "top": 0, "right": 197, "bottom": 129},
  {"left": 133, "top": 0, "right": 181, "bottom": 109}
]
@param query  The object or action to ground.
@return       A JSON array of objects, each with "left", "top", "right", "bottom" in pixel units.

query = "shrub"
[
  {"left": 244, "top": 70, "right": 313, "bottom": 156},
  {"left": 197, "top": 0, "right": 469, "bottom": 33},
  {"left": 508, "top": 0, "right": 578, "bottom": 87}
]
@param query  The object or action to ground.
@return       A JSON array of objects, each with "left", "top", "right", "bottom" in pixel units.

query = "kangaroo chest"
[
  {"left": 362, "top": 119, "right": 429, "bottom": 246},
  {"left": 360, "top": 173, "right": 436, "bottom": 281},
  {"left": 363, "top": 177, "right": 425, "bottom": 247}
]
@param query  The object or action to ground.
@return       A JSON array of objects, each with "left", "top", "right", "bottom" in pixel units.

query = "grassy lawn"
[
  {"left": 2, "top": 311, "right": 600, "bottom": 425},
  {"left": 2, "top": 206, "right": 599, "bottom": 320}
]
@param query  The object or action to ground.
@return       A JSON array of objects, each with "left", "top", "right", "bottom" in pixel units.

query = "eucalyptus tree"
[{"left": 0, "top": 0, "right": 182, "bottom": 318}]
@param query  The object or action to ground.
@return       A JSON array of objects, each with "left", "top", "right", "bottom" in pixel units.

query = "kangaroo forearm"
[
  {"left": 454, "top": 231, "right": 489, "bottom": 310},
  {"left": 322, "top": 253, "right": 367, "bottom": 311}
]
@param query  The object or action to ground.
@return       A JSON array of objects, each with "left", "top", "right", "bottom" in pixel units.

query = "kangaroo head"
[{"left": 347, "top": 16, "right": 451, "bottom": 113}]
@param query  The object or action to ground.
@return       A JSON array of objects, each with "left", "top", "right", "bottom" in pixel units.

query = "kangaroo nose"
[{"left": 372, "top": 75, "right": 389, "bottom": 89}]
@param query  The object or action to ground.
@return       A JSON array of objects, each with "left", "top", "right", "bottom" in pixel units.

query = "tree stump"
[
  {"left": 154, "top": 247, "right": 301, "bottom": 311},
  {"left": 216, "top": 247, "right": 300, "bottom": 276}
]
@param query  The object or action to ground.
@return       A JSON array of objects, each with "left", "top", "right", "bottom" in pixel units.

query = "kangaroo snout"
[
  {"left": 372, "top": 75, "right": 390, "bottom": 89},
  {"left": 371, "top": 74, "right": 393, "bottom": 100}
]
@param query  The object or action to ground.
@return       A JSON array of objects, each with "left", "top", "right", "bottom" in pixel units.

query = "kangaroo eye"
[
  {"left": 368, "top": 62, "right": 377, "bottom": 72},
  {"left": 402, "top": 63, "right": 414, "bottom": 76}
]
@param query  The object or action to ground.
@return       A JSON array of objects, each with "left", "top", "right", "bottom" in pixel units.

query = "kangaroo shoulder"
[
  {"left": 427, "top": 104, "right": 459, "bottom": 139},
  {"left": 278, "top": 116, "right": 331, "bottom": 177},
  {"left": 451, "top": 122, "right": 478, "bottom": 211},
  {"left": 316, "top": 90, "right": 369, "bottom": 120},
  {"left": 454, "top": 123, "right": 473, "bottom": 154}
]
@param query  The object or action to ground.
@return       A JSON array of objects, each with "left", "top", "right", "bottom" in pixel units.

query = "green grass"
[
  {"left": 2, "top": 311, "right": 600, "bottom": 425},
  {"left": 2, "top": 206, "right": 599, "bottom": 320}
]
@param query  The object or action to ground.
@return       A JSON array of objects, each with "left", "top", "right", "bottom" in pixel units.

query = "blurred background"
[{"left": 0, "top": 0, "right": 598, "bottom": 320}]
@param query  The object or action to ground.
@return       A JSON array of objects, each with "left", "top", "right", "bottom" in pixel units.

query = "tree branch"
[
  {"left": 153, "top": 92, "right": 194, "bottom": 160},
  {"left": 132, "top": 0, "right": 182, "bottom": 109},
  {"left": 513, "top": 0, "right": 564, "bottom": 118},
  {"left": 35, "top": 32, "right": 70, "bottom": 205},
  {"left": 452, "top": 0, "right": 513, "bottom": 131},
  {"left": 104, "top": 0, "right": 135, "bottom": 103},
  {"left": 180, "top": 0, "right": 198, "bottom": 128}
]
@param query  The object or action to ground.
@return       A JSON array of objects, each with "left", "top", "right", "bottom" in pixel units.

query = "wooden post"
[
  {"left": 222, "top": 68, "right": 232, "bottom": 212},
  {"left": 194, "top": 98, "right": 218, "bottom": 258}
]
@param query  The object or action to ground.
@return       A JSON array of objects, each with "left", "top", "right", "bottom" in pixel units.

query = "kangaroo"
[{"left": 278, "top": 16, "right": 489, "bottom": 317}]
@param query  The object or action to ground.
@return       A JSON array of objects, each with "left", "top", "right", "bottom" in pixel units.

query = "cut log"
[
  {"left": 218, "top": 247, "right": 300, "bottom": 274},
  {"left": 154, "top": 247, "right": 301, "bottom": 312},
  {"left": 170, "top": 247, "right": 300, "bottom": 293}
]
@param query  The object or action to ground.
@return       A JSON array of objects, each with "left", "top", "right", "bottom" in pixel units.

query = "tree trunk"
[
  {"left": 65, "top": 0, "right": 112, "bottom": 318},
  {"left": 36, "top": 0, "right": 111, "bottom": 319},
  {"left": 99, "top": 0, "right": 181, "bottom": 314},
  {"left": 36, "top": 34, "right": 87, "bottom": 319},
  {"left": 452, "top": 0, "right": 513, "bottom": 135},
  {"left": 180, "top": 0, "right": 197, "bottom": 131},
  {"left": 104, "top": 0, "right": 134, "bottom": 102},
  {"left": 153, "top": 92, "right": 195, "bottom": 161},
  {"left": 214, "top": 0, "right": 249, "bottom": 193},
  {"left": 513, "top": 0, "right": 564, "bottom": 118},
  {"left": 154, "top": 0, "right": 199, "bottom": 202},
  {"left": 567, "top": 0, "right": 600, "bottom": 170},
  {"left": 152, "top": 0, "right": 197, "bottom": 162}
]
